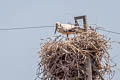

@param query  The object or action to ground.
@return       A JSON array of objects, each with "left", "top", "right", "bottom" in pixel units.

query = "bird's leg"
[{"left": 66, "top": 34, "right": 69, "bottom": 40}]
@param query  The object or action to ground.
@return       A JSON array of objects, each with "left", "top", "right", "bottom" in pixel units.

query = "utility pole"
[
  {"left": 74, "top": 16, "right": 92, "bottom": 80},
  {"left": 86, "top": 57, "right": 92, "bottom": 80}
]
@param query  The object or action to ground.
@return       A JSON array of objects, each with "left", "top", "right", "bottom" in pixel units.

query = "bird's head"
[
  {"left": 55, "top": 22, "right": 61, "bottom": 34},
  {"left": 56, "top": 22, "right": 61, "bottom": 28}
]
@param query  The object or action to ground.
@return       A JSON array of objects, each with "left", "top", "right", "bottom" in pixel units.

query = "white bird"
[{"left": 55, "top": 22, "right": 83, "bottom": 37}]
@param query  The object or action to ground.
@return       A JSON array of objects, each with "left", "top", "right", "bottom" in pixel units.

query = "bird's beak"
[
  {"left": 54, "top": 28, "right": 57, "bottom": 34},
  {"left": 54, "top": 24, "right": 57, "bottom": 34}
]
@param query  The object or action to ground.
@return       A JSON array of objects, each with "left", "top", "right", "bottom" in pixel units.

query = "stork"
[
  {"left": 54, "top": 15, "right": 88, "bottom": 38},
  {"left": 54, "top": 22, "right": 78, "bottom": 37}
]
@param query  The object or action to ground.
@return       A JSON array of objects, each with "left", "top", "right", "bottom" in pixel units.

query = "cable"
[
  {"left": 0, "top": 24, "right": 96, "bottom": 31},
  {"left": 0, "top": 25, "right": 120, "bottom": 35},
  {"left": 90, "top": 24, "right": 120, "bottom": 35},
  {"left": 0, "top": 26, "right": 55, "bottom": 31},
  {"left": 97, "top": 28, "right": 120, "bottom": 35}
]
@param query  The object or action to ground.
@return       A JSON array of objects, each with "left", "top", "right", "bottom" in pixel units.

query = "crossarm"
[{"left": 74, "top": 15, "right": 88, "bottom": 31}]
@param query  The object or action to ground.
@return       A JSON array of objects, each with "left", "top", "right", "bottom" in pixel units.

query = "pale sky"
[{"left": 0, "top": 0, "right": 120, "bottom": 80}]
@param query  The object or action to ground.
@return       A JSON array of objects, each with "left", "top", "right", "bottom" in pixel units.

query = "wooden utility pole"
[
  {"left": 74, "top": 16, "right": 92, "bottom": 80},
  {"left": 86, "top": 57, "right": 92, "bottom": 80}
]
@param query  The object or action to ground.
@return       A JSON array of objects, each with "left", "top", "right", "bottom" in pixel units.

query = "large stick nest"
[{"left": 36, "top": 29, "right": 113, "bottom": 80}]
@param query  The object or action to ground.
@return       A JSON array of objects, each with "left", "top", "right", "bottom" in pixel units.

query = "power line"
[
  {"left": 0, "top": 24, "right": 96, "bottom": 31},
  {"left": 0, "top": 25, "right": 120, "bottom": 35},
  {"left": 91, "top": 24, "right": 120, "bottom": 35},
  {"left": 97, "top": 28, "right": 120, "bottom": 35},
  {"left": 0, "top": 26, "right": 55, "bottom": 31}
]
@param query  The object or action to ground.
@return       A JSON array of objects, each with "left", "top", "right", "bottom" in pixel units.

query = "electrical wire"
[
  {"left": 0, "top": 24, "right": 96, "bottom": 31},
  {"left": 90, "top": 24, "right": 120, "bottom": 35},
  {"left": 0, "top": 26, "right": 55, "bottom": 31},
  {"left": 96, "top": 28, "right": 120, "bottom": 35},
  {"left": 0, "top": 25, "right": 120, "bottom": 35}
]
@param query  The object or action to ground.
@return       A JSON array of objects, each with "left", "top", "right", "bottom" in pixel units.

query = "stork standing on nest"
[
  {"left": 54, "top": 22, "right": 79, "bottom": 37},
  {"left": 54, "top": 15, "right": 88, "bottom": 38}
]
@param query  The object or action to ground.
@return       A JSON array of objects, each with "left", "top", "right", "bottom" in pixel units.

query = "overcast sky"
[{"left": 0, "top": 0, "right": 120, "bottom": 80}]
